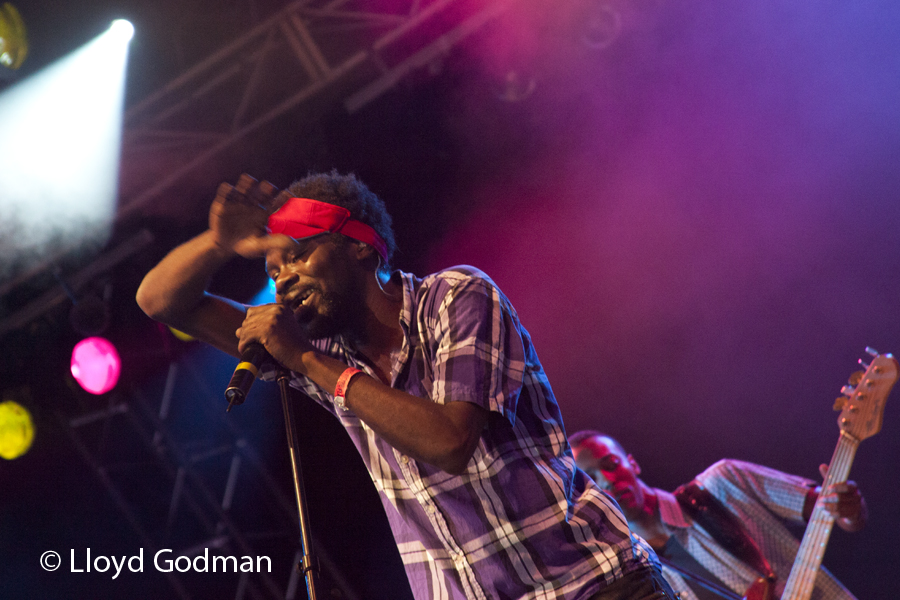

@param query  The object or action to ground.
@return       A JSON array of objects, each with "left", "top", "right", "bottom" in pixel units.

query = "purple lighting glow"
[{"left": 70, "top": 336, "right": 121, "bottom": 395}]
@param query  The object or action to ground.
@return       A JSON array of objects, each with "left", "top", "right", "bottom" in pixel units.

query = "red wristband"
[{"left": 334, "top": 367, "right": 362, "bottom": 411}]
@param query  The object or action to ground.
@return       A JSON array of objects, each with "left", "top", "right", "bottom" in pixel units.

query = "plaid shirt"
[
  {"left": 278, "top": 266, "right": 656, "bottom": 600},
  {"left": 656, "top": 459, "right": 857, "bottom": 600}
]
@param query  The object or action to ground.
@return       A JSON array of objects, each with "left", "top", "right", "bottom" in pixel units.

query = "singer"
[{"left": 135, "top": 171, "right": 676, "bottom": 600}]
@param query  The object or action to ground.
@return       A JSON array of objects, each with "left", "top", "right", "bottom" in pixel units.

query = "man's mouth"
[
  {"left": 289, "top": 288, "right": 317, "bottom": 314},
  {"left": 612, "top": 487, "right": 632, "bottom": 502}
]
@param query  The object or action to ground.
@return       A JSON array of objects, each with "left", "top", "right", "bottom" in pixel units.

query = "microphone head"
[{"left": 224, "top": 387, "right": 246, "bottom": 407}]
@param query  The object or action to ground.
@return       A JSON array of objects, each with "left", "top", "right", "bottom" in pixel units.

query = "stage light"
[
  {"left": 580, "top": 2, "right": 621, "bottom": 50},
  {"left": 71, "top": 336, "right": 121, "bottom": 395},
  {"left": 0, "top": 399, "right": 34, "bottom": 460},
  {"left": 168, "top": 326, "right": 195, "bottom": 342},
  {"left": 0, "top": 2, "right": 27, "bottom": 70},
  {"left": 494, "top": 69, "right": 536, "bottom": 103},
  {"left": 109, "top": 19, "right": 134, "bottom": 42},
  {"left": 250, "top": 278, "right": 277, "bottom": 305},
  {"left": 0, "top": 16, "right": 133, "bottom": 280}
]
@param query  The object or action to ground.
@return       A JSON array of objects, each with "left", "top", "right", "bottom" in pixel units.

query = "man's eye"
[
  {"left": 599, "top": 457, "right": 620, "bottom": 471},
  {"left": 290, "top": 244, "right": 311, "bottom": 262},
  {"left": 290, "top": 234, "right": 325, "bottom": 259}
]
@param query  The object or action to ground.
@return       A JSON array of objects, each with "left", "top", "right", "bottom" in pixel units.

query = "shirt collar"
[
  {"left": 391, "top": 271, "right": 416, "bottom": 385},
  {"left": 397, "top": 270, "right": 415, "bottom": 338}
]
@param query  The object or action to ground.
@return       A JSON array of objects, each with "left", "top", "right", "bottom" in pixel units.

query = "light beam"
[{"left": 0, "top": 19, "right": 133, "bottom": 280}]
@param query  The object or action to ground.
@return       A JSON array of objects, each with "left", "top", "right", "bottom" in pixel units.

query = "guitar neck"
[{"left": 780, "top": 432, "right": 859, "bottom": 600}]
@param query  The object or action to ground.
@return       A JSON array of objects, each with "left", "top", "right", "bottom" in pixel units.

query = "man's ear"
[
  {"left": 355, "top": 241, "right": 378, "bottom": 263},
  {"left": 628, "top": 454, "right": 641, "bottom": 476}
]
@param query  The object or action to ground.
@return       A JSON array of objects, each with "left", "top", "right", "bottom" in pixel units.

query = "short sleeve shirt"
[{"left": 275, "top": 266, "right": 656, "bottom": 599}]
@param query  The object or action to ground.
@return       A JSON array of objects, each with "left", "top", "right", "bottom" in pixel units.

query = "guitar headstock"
[{"left": 833, "top": 348, "right": 898, "bottom": 440}]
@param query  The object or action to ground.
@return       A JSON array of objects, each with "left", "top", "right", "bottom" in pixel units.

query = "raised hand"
[{"left": 209, "top": 173, "right": 292, "bottom": 257}]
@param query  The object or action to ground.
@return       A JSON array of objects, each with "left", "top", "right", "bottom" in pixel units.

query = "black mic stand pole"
[{"left": 276, "top": 367, "right": 321, "bottom": 600}]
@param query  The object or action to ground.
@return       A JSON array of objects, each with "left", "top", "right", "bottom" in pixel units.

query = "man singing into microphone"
[{"left": 136, "top": 171, "right": 675, "bottom": 600}]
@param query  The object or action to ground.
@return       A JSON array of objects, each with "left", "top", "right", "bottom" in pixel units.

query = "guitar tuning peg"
[
  {"left": 858, "top": 360, "right": 870, "bottom": 370},
  {"left": 848, "top": 371, "right": 865, "bottom": 385},
  {"left": 841, "top": 384, "right": 856, "bottom": 396},
  {"left": 865, "top": 347, "right": 879, "bottom": 357},
  {"left": 833, "top": 397, "right": 848, "bottom": 411}
]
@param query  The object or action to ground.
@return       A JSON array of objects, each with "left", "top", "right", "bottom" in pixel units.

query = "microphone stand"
[{"left": 276, "top": 367, "right": 321, "bottom": 600}]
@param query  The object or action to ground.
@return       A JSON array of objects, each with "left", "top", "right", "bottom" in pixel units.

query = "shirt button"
[{"left": 399, "top": 455, "right": 409, "bottom": 464}]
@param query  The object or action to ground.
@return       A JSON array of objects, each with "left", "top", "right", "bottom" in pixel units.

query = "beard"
[
  {"left": 613, "top": 488, "right": 645, "bottom": 520},
  {"left": 302, "top": 285, "right": 363, "bottom": 341}
]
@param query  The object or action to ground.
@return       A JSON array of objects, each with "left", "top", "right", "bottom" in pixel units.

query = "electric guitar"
[{"left": 778, "top": 348, "right": 898, "bottom": 600}]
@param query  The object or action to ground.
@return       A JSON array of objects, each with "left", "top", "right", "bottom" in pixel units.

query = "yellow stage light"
[
  {"left": 0, "top": 399, "right": 35, "bottom": 460},
  {"left": 0, "top": 2, "right": 28, "bottom": 70},
  {"left": 168, "top": 326, "right": 196, "bottom": 342}
]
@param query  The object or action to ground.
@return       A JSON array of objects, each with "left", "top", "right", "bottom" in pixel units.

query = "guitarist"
[{"left": 569, "top": 431, "right": 867, "bottom": 600}]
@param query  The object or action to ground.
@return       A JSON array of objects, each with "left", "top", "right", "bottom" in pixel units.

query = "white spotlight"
[
  {"left": 0, "top": 19, "right": 134, "bottom": 280},
  {"left": 109, "top": 19, "right": 134, "bottom": 42}
]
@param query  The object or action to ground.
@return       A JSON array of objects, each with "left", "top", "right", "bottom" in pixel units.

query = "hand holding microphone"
[{"left": 224, "top": 303, "right": 313, "bottom": 411}]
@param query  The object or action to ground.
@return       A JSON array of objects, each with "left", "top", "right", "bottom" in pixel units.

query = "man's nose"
[{"left": 275, "top": 270, "right": 298, "bottom": 296}]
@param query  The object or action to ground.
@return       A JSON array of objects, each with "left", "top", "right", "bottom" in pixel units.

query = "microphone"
[{"left": 225, "top": 343, "right": 269, "bottom": 411}]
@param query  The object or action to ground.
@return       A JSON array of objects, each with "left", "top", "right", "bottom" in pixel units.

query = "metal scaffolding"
[
  {"left": 118, "top": 0, "right": 518, "bottom": 222},
  {"left": 60, "top": 352, "right": 372, "bottom": 599},
  {"left": 61, "top": 359, "right": 301, "bottom": 599},
  {"left": 0, "top": 0, "right": 520, "bottom": 347}
]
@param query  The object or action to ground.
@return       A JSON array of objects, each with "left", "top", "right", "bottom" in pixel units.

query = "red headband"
[{"left": 267, "top": 197, "right": 389, "bottom": 263}]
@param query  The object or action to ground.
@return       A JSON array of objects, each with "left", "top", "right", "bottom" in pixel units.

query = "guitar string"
[{"left": 783, "top": 435, "right": 857, "bottom": 598}]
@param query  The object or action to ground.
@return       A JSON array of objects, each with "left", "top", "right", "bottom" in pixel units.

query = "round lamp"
[
  {"left": 0, "top": 400, "right": 35, "bottom": 459},
  {"left": 71, "top": 336, "right": 121, "bottom": 395}
]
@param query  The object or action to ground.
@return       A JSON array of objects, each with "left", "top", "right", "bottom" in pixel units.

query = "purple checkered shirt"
[{"left": 278, "top": 266, "right": 656, "bottom": 599}]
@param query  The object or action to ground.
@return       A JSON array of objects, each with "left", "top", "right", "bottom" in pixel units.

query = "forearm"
[
  {"left": 698, "top": 460, "right": 815, "bottom": 523},
  {"left": 295, "top": 350, "right": 487, "bottom": 474},
  {"left": 137, "top": 230, "right": 249, "bottom": 356},
  {"left": 136, "top": 230, "right": 234, "bottom": 324}
]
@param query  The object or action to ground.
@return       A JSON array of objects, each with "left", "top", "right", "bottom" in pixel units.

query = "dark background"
[{"left": 2, "top": 0, "right": 899, "bottom": 598}]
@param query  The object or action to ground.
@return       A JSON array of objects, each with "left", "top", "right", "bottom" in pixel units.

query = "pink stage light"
[{"left": 70, "top": 336, "right": 121, "bottom": 395}]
